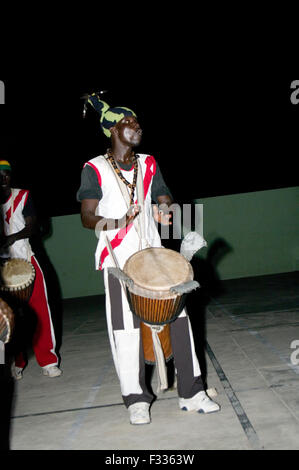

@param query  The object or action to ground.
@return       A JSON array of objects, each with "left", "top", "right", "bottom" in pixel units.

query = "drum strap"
[
  {"left": 144, "top": 323, "right": 169, "bottom": 393},
  {"left": 135, "top": 158, "right": 149, "bottom": 249},
  {"left": 103, "top": 155, "right": 149, "bottom": 250},
  {"left": 105, "top": 235, "right": 128, "bottom": 296}
]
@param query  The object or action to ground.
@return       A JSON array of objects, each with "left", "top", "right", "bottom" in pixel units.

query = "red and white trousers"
[{"left": 15, "top": 256, "right": 58, "bottom": 369}]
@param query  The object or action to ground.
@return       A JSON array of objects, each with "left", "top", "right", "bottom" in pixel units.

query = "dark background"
[{"left": 0, "top": 63, "right": 298, "bottom": 217}]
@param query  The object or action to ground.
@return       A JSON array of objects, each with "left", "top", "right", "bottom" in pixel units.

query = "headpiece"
[
  {"left": 82, "top": 91, "right": 136, "bottom": 138},
  {"left": 0, "top": 160, "right": 11, "bottom": 171}
]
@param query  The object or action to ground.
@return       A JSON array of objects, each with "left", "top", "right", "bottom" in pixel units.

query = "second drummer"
[
  {"left": 0, "top": 160, "right": 62, "bottom": 379},
  {"left": 77, "top": 93, "right": 220, "bottom": 425}
]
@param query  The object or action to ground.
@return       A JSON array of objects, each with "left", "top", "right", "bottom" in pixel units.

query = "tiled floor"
[{"left": 4, "top": 271, "right": 299, "bottom": 451}]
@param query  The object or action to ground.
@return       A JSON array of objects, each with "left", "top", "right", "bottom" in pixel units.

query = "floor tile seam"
[
  {"left": 62, "top": 331, "right": 107, "bottom": 338},
  {"left": 257, "top": 363, "right": 299, "bottom": 374},
  {"left": 67, "top": 320, "right": 92, "bottom": 335},
  {"left": 10, "top": 395, "right": 183, "bottom": 420},
  {"left": 262, "top": 386, "right": 299, "bottom": 424},
  {"left": 12, "top": 384, "right": 111, "bottom": 398},
  {"left": 59, "top": 349, "right": 109, "bottom": 356},
  {"left": 206, "top": 333, "right": 276, "bottom": 359},
  {"left": 60, "top": 339, "right": 108, "bottom": 348},
  {"left": 60, "top": 355, "right": 120, "bottom": 450},
  {"left": 210, "top": 338, "right": 258, "bottom": 366},
  {"left": 223, "top": 338, "right": 296, "bottom": 394},
  {"left": 205, "top": 342, "right": 264, "bottom": 450},
  {"left": 208, "top": 310, "right": 299, "bottom": 320},
  {"left": 208, "top": 335, "right": 286, "bottom": 395},
  {"left": 208, "top": 298, "right": 299, "bottom": 315},
  {"left": 230, "top": 334, "right": 281, "bottom": 371},
  {"left": 210, "top": 297, "right": 299, "bottom": 377},
  {"left": 230, "top": 328, "right": 299, "bottom": 394},
  {"left": 205, "top": 339, "right": 266, "bottom": 367},
  {"left": 208, "top": 299, "right": 299, "bottom": 423},
  {"left": 227, "top": 322, "right": 299, "bottom": 332}
]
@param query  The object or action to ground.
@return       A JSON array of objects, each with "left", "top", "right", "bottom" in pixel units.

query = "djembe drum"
[
  {"left": 0, "top": 258, "right": 36, "bottom": 306},
  {"left": 0, "top": 297, "right": 14, "bottom": 344},
  {"left": 122, "top": 247, "right": 199, "bottom": 365}
]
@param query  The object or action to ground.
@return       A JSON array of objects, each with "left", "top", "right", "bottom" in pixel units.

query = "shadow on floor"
[{"left": 185, "top": 238, "right": 232, "bottom": 389}]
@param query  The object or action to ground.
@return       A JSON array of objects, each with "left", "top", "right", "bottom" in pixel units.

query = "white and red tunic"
[
  {"left": 0, "top": 188, "right": 33, "bottom": 260},
  {"left": 84, "top": 154, "right": 162, "bottom": 270},
  {"left": 0, "top": 189, "right": 58, "bottom": 368}
]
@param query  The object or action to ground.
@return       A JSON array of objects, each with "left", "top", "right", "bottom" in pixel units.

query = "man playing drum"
[
  {"left": 77, "top": 93, "right": 220, "bottom": 425},
  {"left": 0, "top": 160, "right": 61, "bottom": 379}
]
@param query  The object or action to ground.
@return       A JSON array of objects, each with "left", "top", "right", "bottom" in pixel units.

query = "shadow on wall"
[{"left": 186, "top": 237, "right": 233, "bottom": 389}]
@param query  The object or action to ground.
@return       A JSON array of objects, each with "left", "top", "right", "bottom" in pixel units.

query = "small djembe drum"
[
  {"left": 0, "top": 297, "right": 14, "bottom": 344},
  {"left": 0, "top": 258, "right": 36, "bottom": 306}
]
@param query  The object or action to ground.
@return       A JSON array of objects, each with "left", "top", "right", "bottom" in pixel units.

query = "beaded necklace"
[{"left": 106, "top": 148, "right": 138, "bottom": 206}]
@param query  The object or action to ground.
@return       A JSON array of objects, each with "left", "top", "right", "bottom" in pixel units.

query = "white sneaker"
[
  {"left": 179, "top": 391, "right": 220, "bottom": 414},
  {"left": 128, "top": 402, "right": 151, "bottom": 425},
  {"left": 42, "top": 365, "right": 62, "bottom": 378},
  {"left": 11, "top": 364, "right": 23, "bottom": 380}
]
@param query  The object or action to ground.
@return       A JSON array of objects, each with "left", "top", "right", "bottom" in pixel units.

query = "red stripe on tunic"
[
  {"left": 85, "top": 162, "right": 102, "bottom": 187},
  {"left": 5, "top": 189, "right": 28, "bottom": 224},
  {"left": 98, "top": 156, "right": 156, "bottom": 270}
]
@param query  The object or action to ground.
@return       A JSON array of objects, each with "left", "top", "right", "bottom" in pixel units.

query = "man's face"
[
  {"left": 114, "top": 116, "right": 142, "bottom": 147},
  {"left": 0, "top": 170, "right": 11, "bottom": 192}
]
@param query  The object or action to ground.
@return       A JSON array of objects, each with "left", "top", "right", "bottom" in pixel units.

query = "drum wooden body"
[
  {"left": 123, "top": 248, "right": 195, "bottom": 365},
  {"left": 123, "top": 247, "right": 194, "bottom": 325},
  {"left": 0, "top": 258, "right": 36, "bottom": 305},
  {"left": 0, "top": 297, "right": 14, "bottom": 344},
  {"left": 140, "top": 321, "right": 173, "bottom": 364}
]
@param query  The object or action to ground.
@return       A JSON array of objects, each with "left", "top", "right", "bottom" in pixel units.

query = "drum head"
[
  {"left": 123, "top": 247, "right": 193, "bottom": 291},
  {"left": 0, "top": 258, "right": 35, "bottom": 289}
]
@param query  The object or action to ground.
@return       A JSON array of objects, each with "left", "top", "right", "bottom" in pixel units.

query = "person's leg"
[
  {"left": 29, "top": 257, "right": 59, "bottom": 369},
  {"left": 170, "top": 309, "right": 220, "bottom": 413},
  {"left": 13, "top": 306, "right": 30, "bottom": 375},
  {"left": 170, "top": 309, "right": 205, "bottom": 398},
  {"left": 104, "top": 269, "right": 154, "bottom": 410}
]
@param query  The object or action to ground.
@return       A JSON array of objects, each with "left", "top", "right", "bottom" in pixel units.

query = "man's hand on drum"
[
  {"left": 119, "top": 205, "right": 141, "bottom": 229},
  {"left": 0, "top": 234, "right": 17, "bottom": 254},
  {"left": 93, "top": 204, "right": 140, "bottom": 237}
]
